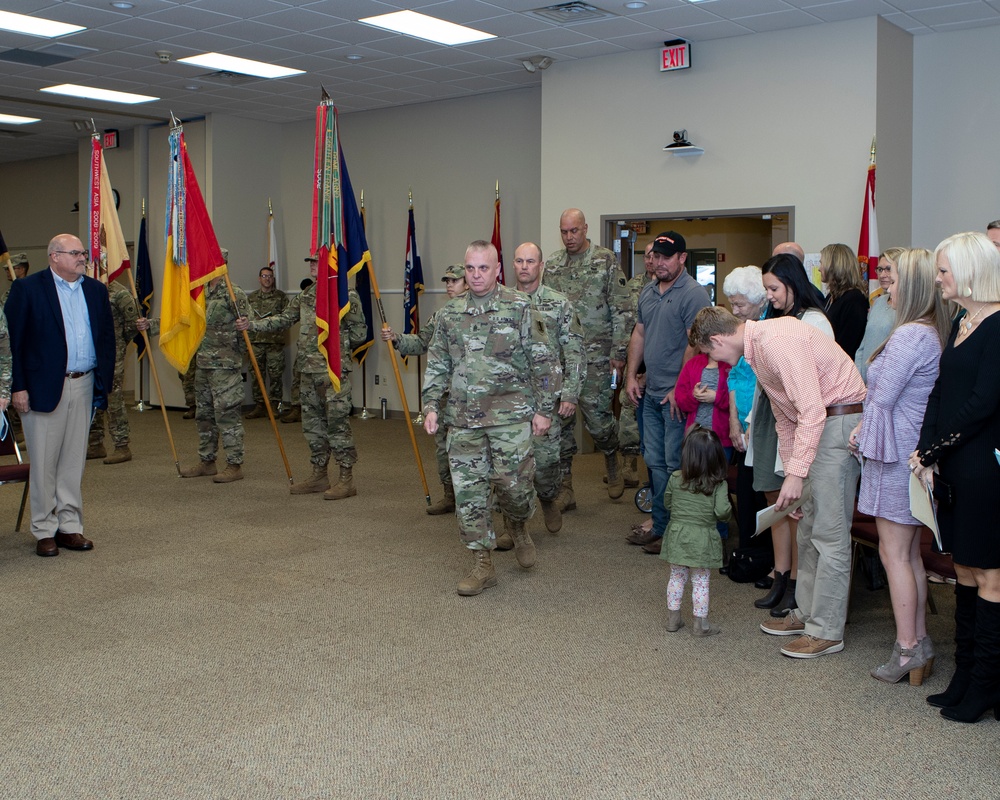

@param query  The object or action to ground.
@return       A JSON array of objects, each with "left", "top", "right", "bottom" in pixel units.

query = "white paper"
[
  {"left": 754, "top": 483, "right": 811, "bottom": 536},
  {"left": 909, "top": 472, "right": 942, "bottom": 551}
]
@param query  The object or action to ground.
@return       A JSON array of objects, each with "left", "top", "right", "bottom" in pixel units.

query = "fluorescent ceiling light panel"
[
  {"left": 0, "top": 113, "right": 41, "bottom": 124},
  {"left": 177, "top": 52, "right": 305, "bottom": 79},
  {"left": 40, "top": 84, "right": 158, "bottom": 104},
  {"left": 0, "top": 10, "right": 85, "bottom": 38},
  {"left": 360, "top": 11, "right": 496, "bottom": 46}
]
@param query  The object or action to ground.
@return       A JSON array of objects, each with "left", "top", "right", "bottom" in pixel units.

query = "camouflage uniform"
[
  {"left": 0, "top": 309, "right": 12, "bottom": 404},
  {"left": 195, "top": 280, "right": 250, "bottom": 465},
  {"left": 255, "top": 284, "right": 367, "bottom": 468},
  {"left": 422, "top": 284, "right": 558, "bottom": 549},
  {"left": 619, "top": 271, "right": 652, "bottom": 456},
  {"left": 89, "top": 286, "right": 140, "bottom": 449},
  {"left": 247, "top": 287, "right": 288, "bottom": 406},
  {"left": 543, "top": 242, "right": 635, "bottom": 470},
  {"left": 523, "top": 284, "right": 585, "bottom": 502},
  {"left": 180, "top": 362, "right": 196, "bottom": 409}
]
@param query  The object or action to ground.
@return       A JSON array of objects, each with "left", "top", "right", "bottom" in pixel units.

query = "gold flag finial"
[
  {"left": 870, "top": 136, "right": 876, "bottom": 165},
  {"left": 495, "top": 180, "right": 499, "bottom": 200},
  {"left": 268, "top": 197, "right": 273, "bottom": 215},
  {"left": 360, "top": 189, "right": 364, "bottom": 209},
  {"left": 408, "top": 187, "right": 413, "bottom": 208},
  {"left": 142, "top": 197, "right": 146, "bottom": 217}
]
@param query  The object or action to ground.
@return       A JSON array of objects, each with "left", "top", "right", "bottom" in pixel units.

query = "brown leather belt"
[
  {"left": 826, "top": 403, "right": 863, "bottom": 416},
  {"left": 66, "top": 370, "right": 93, "bottom": 379}
]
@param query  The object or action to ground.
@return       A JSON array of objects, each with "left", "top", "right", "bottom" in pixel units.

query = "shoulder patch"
[{"left": 618, "top": 276, "right": 626, "bottom": 287}]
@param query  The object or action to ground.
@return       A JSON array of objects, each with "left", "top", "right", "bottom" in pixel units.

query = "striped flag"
[
  {"left": 858, "top": 143, "right": 879, "bottom": 282},
  {"left": 88, "top": 135, "right": 130, "bottom": 285}
]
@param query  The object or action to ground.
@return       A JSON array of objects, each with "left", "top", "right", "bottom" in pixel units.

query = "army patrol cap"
[
  {"left": 441, "top": 264, "right": 465, "bottom": 281},
  {"left": 11, "top": 253, "right": 28, "bottom": 267},
  {"left": 651, "top": 231, "right": 686, "bottom": 257},
  {"left": 304, "top": 255, "right": 319, "bottom": 263}
]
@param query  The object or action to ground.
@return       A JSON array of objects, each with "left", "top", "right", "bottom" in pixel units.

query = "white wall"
[
  {"left": 0, "top": 152, "right": 78, "bottom": 263},
  {"left": 875, "top": 17, "right": 913, "bottom": 250}
]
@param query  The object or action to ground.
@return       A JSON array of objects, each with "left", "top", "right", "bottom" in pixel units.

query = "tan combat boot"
[
  {"left": 324, "top": 466, "right": 357, "bottom": 500},
  {"left": 426, "top": 482, "right": 456, "bottom": 515},
  {"left": 605, "top": 450, "right": 625, "bottom": 499},
  {"left": 508, "top": 518, "right": 536, "bottom": 568},
  {"left": 623, "top": 455, "right": 640, "bottom": 488},
  {"left": 290, "top": 463, "right": 330, "bottom": 494},
  {"left": 244, "top": 403, "right": 266, "bottom": 419},
  {"left": 495, "top": 515, "right": 514, "bottom": 550},
  {"left": 182, "top": 406, "right": 196, "bottom": 419},
  {"left": 280, "top": 405, "right": 301, "bottom": 424},
  {"left": 540, "top": 498, "right": 562, "bottom": 534},
  {"left": 103, "top": 446, "right": 132, "bottom": 465},
  {"left": 213, "top": 463, "right": 244, "bottom": 483},
  {"left": 557, "top": 473, "right": 576, "bottom": 512},
  {"left": 180, "top": 460, "right": 217, "bottom": 478},
  {"left": 457, "top": 550, "right": 497, "bottom": 596},
  {"left": 87, "top": 441, "right": 107, "bottom": 460}
]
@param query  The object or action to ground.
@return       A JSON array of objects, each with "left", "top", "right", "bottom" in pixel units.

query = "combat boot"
[
  {"left": 183, "top": 406, "right": 196, "bottom": 419},
  {"left": 180, "top": 460, "right": 217, "bottom": 478},
  {"left": 540, "top": 497, "right": 562, "bottom": 534},
  {"left": 623, "top": 455, "right": 640, "bottom": 488},
  {"left": 244, "top": 403, "right": 266, "bottom": 419},
  {"left": 103, "top": 446, "right": 132, "bottom": 465},
  {"left": 605, "top": 450, "right": 625, "bottom": 499},
  {"left": 324, "top": 466, "right": 357, "bottom": 500},
  {"left": 557, "top": 474, "right": 576, "bottom": 512},
  {"left": 509, "top": 518, "right": 536, "bottom": 568},
  {"left": 280, "top": 405, "right": 301, "bottom": 424},
  {"left": 290, "top": 463, "right": 330, "bottom": 494},
  {"left": 213, "top": 463, "right": 244, "bottom": 483},
  {"left": 495, "top": 515, "right": 514, "bottom": 550},
  {"left": 426, "top": 482, "right": 456, "bottom": 515},
  {"left": 457, "top": 550, "right": 497, "bottom": 596},
  {"left": 87, "top": 442, "right": 107, "bottom": 460}
]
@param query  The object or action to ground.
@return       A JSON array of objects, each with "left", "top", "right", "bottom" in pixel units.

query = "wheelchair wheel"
[{"left": 634, "top": 484, "right": 653, "bottom": 513}]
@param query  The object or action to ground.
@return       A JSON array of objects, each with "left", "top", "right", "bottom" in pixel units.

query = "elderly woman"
[
  {"left": 819, "top": 243, "right": 869, "bottom": 359},
  {"left": 854, "top": 247, "right": 905, "bottom": 383},
  {"left": 910, "top": 231, "right": 1000, "bottom": 724},
  {"left": 722, "top": 266, "right": 768, "bottom": 574},
  {"left": 851, "top": 249, "right": 950, "bottom": 686}
]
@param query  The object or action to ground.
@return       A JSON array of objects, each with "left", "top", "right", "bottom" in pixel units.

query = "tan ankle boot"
[
  {"left": 324, "top": 466, "right": 357, "bottom": 500},
  {"left": 693, "top": 616, "right": 721, "bottom": 637},
  {"left": 103, "top": 446, "right": 132, "bottom": 464},
  {"left": 623, "top": 455, "right": 640, "bottom": 488},
  {"left": 557, "top": 474, "right": 576, "bottom": 512},
  {"left": 605, "top": 450, "right": 624, "bottom": 499},
  {"left": 180, "top": 460, "right": 217, "bottom": 478},
  {"left": 457, "top": 550, "right": 497, "bottom": 596},
  {"left": 666, "top": 609, "right": 685, "bottom": 632},
  {"left": 280, "top": 405, "right": 301, "bottom": 423},
  {"left": 426, "top": 482, "right": 456, "bottom": 515},
  {"left": 540, "top": 498, "right": 562, "bottom": 534},
  {"left": 213, "top": 463, "right": 244, "bottom": 483},
  {"left": 290, "top": 463, "right": 330, "bottom": 494},
  {"left": 509, "top": 518, "right": 536, "bottom": 568},
  {"left": 87, "top": 442, "right": 107, "bottom": 460},
  {"left": 244, "top": 403, "right": 266, "bottom": 419}
]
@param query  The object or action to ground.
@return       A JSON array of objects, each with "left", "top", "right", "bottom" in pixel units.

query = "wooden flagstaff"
[{"left": 221, "top": 271, "right": 294, "bottom": 484}]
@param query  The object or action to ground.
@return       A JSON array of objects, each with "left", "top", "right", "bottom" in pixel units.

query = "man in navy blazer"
[{"left": 5, "top": 234, "right": 115, "bottom": 557}]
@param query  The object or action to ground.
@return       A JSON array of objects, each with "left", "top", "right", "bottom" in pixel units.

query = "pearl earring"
[{"left": 963, "top": 286, "right": 973, "bottom": 298}]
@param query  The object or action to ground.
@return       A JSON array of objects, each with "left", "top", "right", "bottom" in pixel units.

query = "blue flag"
[
  {"left": 133, "top": 216, "right": 153, "bottom": 359},
  {"left": 402, "top": 207, "right": 423, "bottom": 342},
  {"left": 353, "top": 206, "right": 375, "bottom": 364}
]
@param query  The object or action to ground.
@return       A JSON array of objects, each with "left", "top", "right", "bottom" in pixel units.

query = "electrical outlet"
[{"left": 374, "top": 374, "right": 379, "bottom": 385}]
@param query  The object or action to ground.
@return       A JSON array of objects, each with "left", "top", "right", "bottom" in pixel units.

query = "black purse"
[{"left": 726, "top": 546, "right": 774, "bottom": 584}]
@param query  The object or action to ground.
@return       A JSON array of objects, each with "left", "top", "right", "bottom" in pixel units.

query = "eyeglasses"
[
  {"left": 52, "top": 249, "right": 90, "bottom": 259},
  {"left": 875, "top": 266, "right": 891, "bottom": 275}
]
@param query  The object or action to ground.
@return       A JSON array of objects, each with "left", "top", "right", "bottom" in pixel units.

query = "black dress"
[
  {"left": 917, "top": 313, "right": 1000, "bottom": 568},
  {"left": 825, "top": 288, "right": 868, "bottom": 359}
]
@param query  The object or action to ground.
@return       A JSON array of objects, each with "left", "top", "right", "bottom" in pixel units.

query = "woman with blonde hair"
[
  {"left": 851, "top": 248, "right": 951, "bottom": 685},
  {"left": 820, "top": 243, "right": 869, "bottom": 359},
  {"left": 910, "top": 231, "right": 1000, "bottom": 723},
  {"left": 854, "top": 246, "right": 906, "bottom": 382}
]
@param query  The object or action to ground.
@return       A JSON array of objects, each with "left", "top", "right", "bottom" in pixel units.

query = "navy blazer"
[{"left": 5, "top": 268, "right": 116, "bottom": 414}]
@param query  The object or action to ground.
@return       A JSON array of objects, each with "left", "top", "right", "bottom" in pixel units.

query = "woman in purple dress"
[{"left": 850, "top": 248, "right": 951, "bottom": 685}]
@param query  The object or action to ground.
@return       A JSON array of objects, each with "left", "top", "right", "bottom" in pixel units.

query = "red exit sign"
[
  {"left": 103, "top": 129, "right": 119, "bottom": 149},
  {"left": 660, "top": 39, "right": 691, "bottom": 72}
]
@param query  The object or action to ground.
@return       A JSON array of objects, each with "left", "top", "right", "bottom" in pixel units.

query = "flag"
[
  {"left": 858, "top": 144, "right": 879, "bottom": 282},
  {"left": 88, "top": 136, "right": 130, "bottom": 285},
  {"left": 311, "top": 99, "right": 370, "bottom": 391},
  {"left": 402, "top": 206, "right": 424, "bottom": 357},
  {"left": 353, "top": 204, "right": 375, "bottom": 364},
  {"left": 133, "top": 215, "right": 153, "bottom": 360},
  {"left": 0, "top": 227, "right": 11, "bottom": 278},
  {"left": 159, "top": 127, "right": 227, "bottom": 373},
  {"left": 267, "top": 208, "right": 279, "bottom": 283},
  {"left": 491, "top": 193, "right": 505, "bottom": 285}
]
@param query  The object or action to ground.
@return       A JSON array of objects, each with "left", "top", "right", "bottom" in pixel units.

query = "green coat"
[{"left": 660, "top": 471, "right": 732, "bottom": 569}]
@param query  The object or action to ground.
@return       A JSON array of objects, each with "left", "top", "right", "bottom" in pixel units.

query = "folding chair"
[{"left": 0, "top": 410, "right": 30, "bottom": 532}]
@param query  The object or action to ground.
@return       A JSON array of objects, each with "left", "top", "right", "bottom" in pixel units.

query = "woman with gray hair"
[{"left": 722, "top": 266, "right": 768, "bottom": 579}]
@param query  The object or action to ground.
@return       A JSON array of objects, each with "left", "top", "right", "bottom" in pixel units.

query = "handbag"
[{"left": 727, "top": 546, "right": 774, "bottom": 584}]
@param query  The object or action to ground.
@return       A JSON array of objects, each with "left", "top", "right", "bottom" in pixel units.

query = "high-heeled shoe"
[
  {"left": 871, "top": 642, "right": 928, "bottom": 686},
  {"left": 918, "top": 636, "right": 935, "bottom": 679},
  {"left": 754, "top": 570, "right": 788, "bottom": 609},
  {"left": 927, "top": 583, "right": 977, "bottom": 708},
  {"left": 940, "top": 596, "right": 1000, "bottom": 723},
  {"left": 770, "top": 578, "right": 797, "bottom": 618}
]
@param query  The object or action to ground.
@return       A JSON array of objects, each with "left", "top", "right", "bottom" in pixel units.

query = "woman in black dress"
[
  {"left": 910, "top": 231, "right": 1000, "bottom": 724},
  {"left": 819, "top": 243, "right": 869, "bottom": 359}
]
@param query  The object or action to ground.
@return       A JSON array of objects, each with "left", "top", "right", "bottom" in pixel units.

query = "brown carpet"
[{"left": 1, "top": 407, "right": 997, "bottom": 799}]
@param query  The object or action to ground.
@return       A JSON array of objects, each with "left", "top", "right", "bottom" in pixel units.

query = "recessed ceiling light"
[
  {"left": 360, "top": 11, "right": 496, "bottom": 46},
  {"left": 624, "top": 1, "right": 647, "bottom": 8},
  {"left": 184, "top": 85, "right": 200, "bottom": 91},
  {"left": 0, "top": 113, "right": 41, "bottom": 124},
  {"left": 110, "top": 2, "right": 134, "bottom": 8},
  {"left": 0, "top": 10, "right": 86, "bottom": 38},
  {"left": 41, "top": 84, "right": 158, "bottom": 105},
  {"left": 177, "top": 52, "right": 304, "bottom": 79},
  {"left": 345, "top": 54, "right": 364, "bottom": 61}
]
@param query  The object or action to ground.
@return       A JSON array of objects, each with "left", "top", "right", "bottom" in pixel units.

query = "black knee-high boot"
[
  {"left": 941, "top": 596, "right": 1000, "bottom": 723},
  {"left": 927, "top": 583, "right": 978, "bottom": 708}
]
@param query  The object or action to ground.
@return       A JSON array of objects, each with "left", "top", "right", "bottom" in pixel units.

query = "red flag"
[
  {"left": 857, "top": 144, "right": 879, "bottom": 281},
  {"left": 491, "top": 193, "right": 504, "bottom": 285}
]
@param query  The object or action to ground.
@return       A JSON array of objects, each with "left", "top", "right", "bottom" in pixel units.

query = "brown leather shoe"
[
  {"left": 36, "top": 537, "right": 58, "bottom": 557},
  {"left": 642, "top": 537, "right": 663, "bottom": 555},
  {"left": 627, "top": 530, "right": 657, "bottom": 546},
  {"left": 55, "top": 531, "right": 94, "bottom": 551}
]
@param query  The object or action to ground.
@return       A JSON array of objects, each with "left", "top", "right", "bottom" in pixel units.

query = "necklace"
[{"left": 962, "top": 303, "right": 996, "bottom": 333}]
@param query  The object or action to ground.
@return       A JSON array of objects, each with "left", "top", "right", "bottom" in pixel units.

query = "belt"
[
  {"left": 66, "top": 370, "right": 93, "bottom": 379},
  {"left": 826, "top": 403, "right": 863, "bottom": 417}
]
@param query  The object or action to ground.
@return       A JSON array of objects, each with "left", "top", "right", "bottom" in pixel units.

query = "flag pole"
[
  {"left": 358, "top": 187, "right": 371, "bottom": 420},
  {"left": 221, "top": 272, "right": 293, "bottom": 483},
  {"left": 135, "top": 197, "right": 148, "bottom": 412},
  {"left": 125, "top": 267, "right": 182, "bottom": 476},
  {"left": 366, "top": 254, "right": 430, "bottom": 506}
]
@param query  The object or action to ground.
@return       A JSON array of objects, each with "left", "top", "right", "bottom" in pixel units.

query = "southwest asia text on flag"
[{"left": 89, "top": 136, "right": 131, "bottom": 285}]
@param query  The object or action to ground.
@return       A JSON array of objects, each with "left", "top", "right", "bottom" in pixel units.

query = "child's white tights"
[{"left": 667, "top": 565, "right": 711, "bottom": 618}]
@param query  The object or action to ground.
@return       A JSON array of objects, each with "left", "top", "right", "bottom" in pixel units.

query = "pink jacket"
[{"left": 675, "top": 353, "right": 732, "bottom": 448}]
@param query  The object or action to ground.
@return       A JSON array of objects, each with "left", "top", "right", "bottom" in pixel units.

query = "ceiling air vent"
[
  {"left": 195, "top": 71, "right": 258, "bottom": 86},
  {"left": 0, "top": 41, "right": 98, "bottom": 67},
  {"left": 531, "top": 2, "right": 615, "bottom": 24}
]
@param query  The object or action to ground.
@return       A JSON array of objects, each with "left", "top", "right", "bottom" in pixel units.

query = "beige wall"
[
  {"left": 876, "top": 17, "right": 914, "bottom": 251},
  {"left": 0, "top": 152, "right": 78, "bottom": 265}
]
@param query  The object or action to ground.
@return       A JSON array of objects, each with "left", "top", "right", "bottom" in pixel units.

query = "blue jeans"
[{"left": 642, "top": 398, "right": 686, "bottom": 538}]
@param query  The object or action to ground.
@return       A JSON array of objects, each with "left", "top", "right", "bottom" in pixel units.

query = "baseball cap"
[
  {"left": 11, "top": 253, "right": 28, "bottom": 267},
  {"left": 441, "top": 264, "right": 465, "bottom": 281},
  {"left": 304, "top": 255, "right": 319, "bottom": 263},
  {"left": 650, "top": 231, "right": 686, "bottom": 257}
]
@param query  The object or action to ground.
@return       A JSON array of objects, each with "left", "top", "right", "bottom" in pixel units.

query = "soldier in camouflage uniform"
[
  {"left": 280, "top": 275, "right": 314, "bottom": 424},
  {"left": 87, "top": 281, "right": 140, "bottom": 464},
  {"left": 245, "top": 266, "right": 287, "bottom": 419},
  {"left": 423, "top": 240, "right": 558, "bottom": 596},
  {"left": 513, "top": 242, "right": 584, "bottom": 535},
  {"left": 248, "top": 256, "right": 367, "bottom": 499},
  {"left": 179, "top": 363, "right": 197, "bottom": 418},
  {"left": 180, "top": 252, "right": 251, "bottom": 483},
  {"left": 2, "top": 254, "right": 28, "bottom": 440},
  {"left": 0, "top": 307, "right": 12, "bottom": 416},
  {"left": 382, "top": 263, "right": 467, "bottom": 514},
  {"left": 543, "top": 208, "right": 635, "bottom": 507}
]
